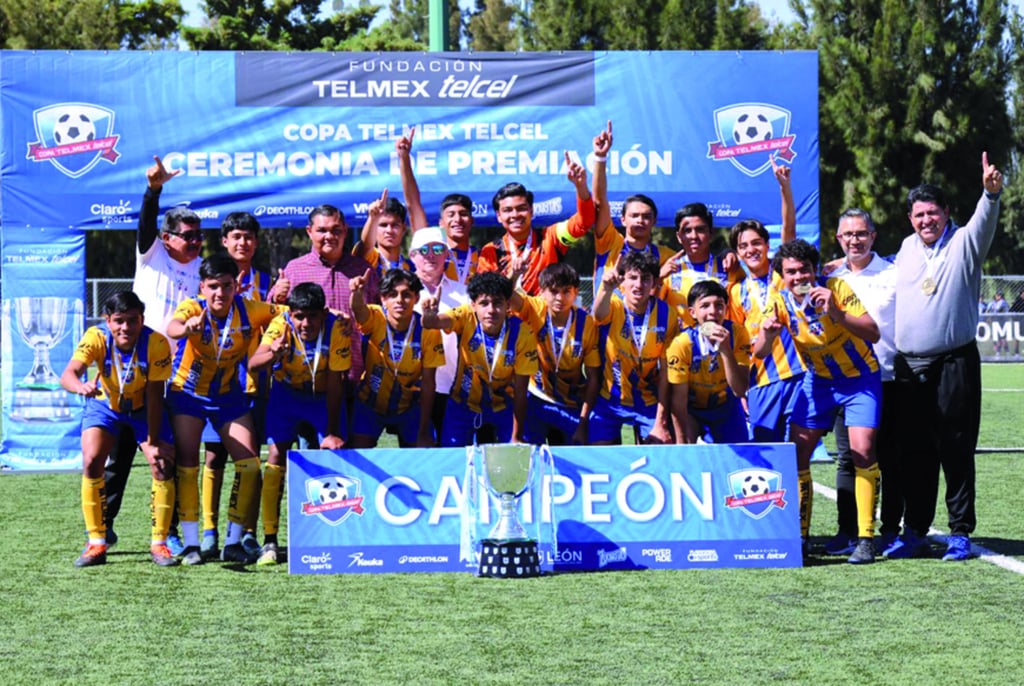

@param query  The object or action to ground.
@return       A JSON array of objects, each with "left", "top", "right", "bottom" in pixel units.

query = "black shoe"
[
  {"left": 222, "top": 543, "right": 256, "bottom": 564},
  {"left": 847, "top": 538, "right": 876, "bottom": 565},
  {"left": 181, "top": 546, "right": 203, "bottom": 566}
]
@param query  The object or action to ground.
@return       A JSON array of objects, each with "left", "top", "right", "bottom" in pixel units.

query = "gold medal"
[
  {"left": 700, "top": 322, "right": 717, "bottom": 338},
  {"left": 793, "top": 283, "right": 812, "bottom": 295},
  {"left": 921, "top": 277, "right": 937, "bottom": 296}
]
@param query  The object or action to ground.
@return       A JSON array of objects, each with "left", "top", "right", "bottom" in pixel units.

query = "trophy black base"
[{"left": 477, "top": 539, "right": 542, "bottom": 578}]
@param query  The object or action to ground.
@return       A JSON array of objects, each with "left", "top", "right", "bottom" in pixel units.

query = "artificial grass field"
[{"left": 1, "top": 365, "right": 1022, "bottom": 684}]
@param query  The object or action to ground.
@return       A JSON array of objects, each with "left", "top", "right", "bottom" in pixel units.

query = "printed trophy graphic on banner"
[
  {"left": 10, "top": 296, "right": 74, "bottom": 422},
  {"left": 478, "top": 444, "right": 542, "bottom": 578}
]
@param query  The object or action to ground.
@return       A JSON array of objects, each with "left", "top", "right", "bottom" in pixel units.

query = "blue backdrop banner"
[
  {"left": 0, "top": 50, "right": 819, "bottom": 245},
  {"left": 287, "top": 443, "right": 801, "bottom": 574},
  {"left": 0, "top": 228, "right": 85, "bottom": 470}
]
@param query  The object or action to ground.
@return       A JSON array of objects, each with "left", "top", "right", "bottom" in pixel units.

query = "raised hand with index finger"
[
  {"left": 396, "top": 126, "right": 416, "bottom": 159},
  {"left": 593, "top": 120, "right": 613, "bottom": 157},
  {"left": 982, "top": 151, "right": 1003, "bottom": 195},
  {"left": 565, "top": 151, "right": 587, "bottom": 188}
]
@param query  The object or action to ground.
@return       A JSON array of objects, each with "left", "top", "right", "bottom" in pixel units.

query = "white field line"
[{"left": 812, "top": 481, "right": 1024, "bottom": 576}]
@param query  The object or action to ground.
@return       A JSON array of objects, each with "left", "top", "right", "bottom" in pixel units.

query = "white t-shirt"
[
  {"left": 133, "top": 239, "right": 200, "bottom": 336},
  {"left": 833, "top": 253, "right": 897, "bottom": 380},
  {"left": 413, "top": 276, "right": 469, "bottom": 394}
]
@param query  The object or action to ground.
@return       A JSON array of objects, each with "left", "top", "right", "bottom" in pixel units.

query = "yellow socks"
[
  {"left": 261, "top": 464, "right": 285, "bottom": 537},
  {"left": 202, "top": 466, "right": 224, "bottom": 531},
  {"left": 150, "top": 477, "right": 175, "bottom": 544},
  {"left": 798, "top": 469, "right": 813, "bottom": 539},
  {"left": 855, "top": 464, "right": 881, "bottom": 539},
  {"left": 81, "top": 476, "right": 107, "bottom": 544}
]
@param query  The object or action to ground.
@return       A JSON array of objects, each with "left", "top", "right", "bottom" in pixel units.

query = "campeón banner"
[{"left": 287, "top": 443, "right": 801, "bottom": 574}]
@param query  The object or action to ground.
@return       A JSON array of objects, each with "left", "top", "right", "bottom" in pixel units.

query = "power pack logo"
[
  {"left": 301, "top": 475, "right": 366, "bottom": 525},
  {"left": 724, "top": 469, "right": 787, "bottom": 519},
  {"left": 707, "top": 103, "right": 796, "bottom": 177},
  {"left": 26, "top": 103, "right": 121, "bottom": 178}
]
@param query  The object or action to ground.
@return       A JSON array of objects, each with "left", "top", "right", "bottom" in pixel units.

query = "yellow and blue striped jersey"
[
  {"left": 729, "top": 273, "right": 806, "bottom": 387},
  {"left": 443, "top": 246, "right": 480, "bottom": 284},
  {"left": 72, "top": 324, "right": 173, "bottom": 414},
  {"left": 593, "top": 224, "right": 673, "bottom": 289},
  {"left": 170, "top": 295, "right": 284, "bottom": 397},
  {"left": 363, "top": 245, "right": 416, "bottom": 278},
  {"left": 660, "top": 254, "right": 740, "bottom": 327},
  {"left": 515, "top": 295, "right": 601, "bottom": 409},
  {"left": 444, "top": 305, "right": 539, "bottom": 413},
  {"left": 595, "top": 297, "right": 679, "bottom": 409},
  {"left": 764, "top": 277, "right": 878, "bottom": 380},
  {"left": 356, "top": 306, "right": 444, "bottom": 415},
  {"left": 261, "top": 311, "right": 351, "bottom": 393},
  {"left": 666, "top": 322, "right": 751, "bottom": 409}
]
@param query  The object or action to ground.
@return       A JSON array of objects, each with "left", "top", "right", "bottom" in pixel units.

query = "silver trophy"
[
  {"left": 11, "top": 297, "right": 72, "bottom": 422},
  {"left": 482, "top": 443, "right": 534, "bottom": 542}
]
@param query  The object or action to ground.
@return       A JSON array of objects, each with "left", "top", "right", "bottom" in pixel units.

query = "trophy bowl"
[
  {"left": 10, "top": 297, "right": 73, "bottom": 422},
  {"left": 477, "top": 444, "right": 542, "bottom": 578}
]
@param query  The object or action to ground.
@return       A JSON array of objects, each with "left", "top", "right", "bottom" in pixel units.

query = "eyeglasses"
[
  {"left": 171, "top": 230, "right": 204, "bottom": 243},
  {"left": 413, "top": 244, "right": 446, "bottom": 256},
  {"left": 837, "top": 230, "right": 872, "bottom": 241}
]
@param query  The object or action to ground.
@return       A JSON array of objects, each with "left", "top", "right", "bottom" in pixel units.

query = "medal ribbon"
[
  {"left": 920, "top": 223, "right": 951, "bottom": 287},
  {"left": 546, "top": 309, "right": 575, "bottom": 368},
  {"left": 627, "top": 301, "right": 652, "bottom": 358},
  {"left": 477, "top": 319, "right": 508, "bottom": 383},
  {"left": 290, "top": 319, "right": 325, "bottom": 393},
  {"left": 385, "top": 317, "right": 415, "bottom": 369},
  {"left": 110, "top": 342, "right": 138, "bottom": 408}
]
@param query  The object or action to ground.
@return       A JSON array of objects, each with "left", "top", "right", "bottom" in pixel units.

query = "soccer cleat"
[
  {"left": 942, "top": 535, "right": 973, "bottom": 562},
  {"left": 823, "top": 532, "right": 857, "bottom": 556},
  {"left": 257, "top": 542, "right": 279, "bottom": 566},
  {"left": 222, "top": 543, "right": 256, "bottom": 564},
  {"left": 166, "top": 532, "right": 186, "bottom": 557},
  {"left": 151, "top": 543, "right": 181, "bottom": 567},
  {"left": 180, "top": 546, "right": 204, "bottom": 566},
  {"left": 200, "top": 529, "right": 220, "bottom": 561},
  {"left": 883, "top": 531, "right": 930, "bottom": 559},
  {"left": 847, "top": 538, "right": 876, "bottom": 565},
  {"left": 74, "top": 543, "right": 108, "bottom": 568},
  {"left": 241, "top": 531, "right": 261, "bottom": 558}
]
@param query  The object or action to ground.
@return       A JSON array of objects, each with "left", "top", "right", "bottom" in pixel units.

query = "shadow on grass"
[{"left": 972, "top": 537, "right": 1024, "bottom": 556}]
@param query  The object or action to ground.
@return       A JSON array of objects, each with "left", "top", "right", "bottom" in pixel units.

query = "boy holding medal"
[
  {"left": 754, "top": 239, "right": 881, "bottom": 564},
  {"left": 248, "top": 282, "right": 351, "bottom": 565},
  {"left": 61, "top": 291, "right": 178, "bottom": 568},
  {"left": 165, "top": 255, "right": 285, "bottom": 565},
  {"left": 347, "top": 268, "right": 444, "bottom": 448},
  {"left": 667, "top": 280, "right": 751, "bottom": 444}
]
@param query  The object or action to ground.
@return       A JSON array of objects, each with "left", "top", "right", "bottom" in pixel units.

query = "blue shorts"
[
  {"left": 524, "top": 394, "right": 585, "bottom": 445},
  {"left": 350, "top": 398, "right": 427, "bottom": 446},
  {"left": 588, "top": 396, "right": 658, "bottom": 443},
  {"left": 689, "top": 395, "right": 749, "bottom": 444},
  {"left": 81, "top": 397, "right": 173, "bottom": 443},
  {"left": 440, "top": 398, "right": 513, "bottom": 447},
  {"left": 166, "top": 389, "right": 252, "bottom": 432},
  {"left": 264, "top": 384, "right": 346, "bottom": 446},
  {"left": 747, "top": 375, "right": 803, "bottom": 442},
  {"left": 792, "top": 371, "right": 881, "bottom": 431}
]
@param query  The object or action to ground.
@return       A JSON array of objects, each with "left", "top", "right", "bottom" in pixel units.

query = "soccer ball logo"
[
  {"left": 741, "top": 473, "right": 770, "bottom": 497},
  {"left": 53, "top": 110, "right": 96, "bottom": 145},
  {"left": 318, "top": 477, "right": 350, "bottom": 504},
  {"left": 733, "top": 111, "right": 773, "bottom": 144}
]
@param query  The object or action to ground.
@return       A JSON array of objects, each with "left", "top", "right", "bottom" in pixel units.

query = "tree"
[
  {"left": 385, "top": 0, "right": 463, "bottom": 49},
  {"left": 798, "top": 0, "right": 1013, "bottom": 263},
  {"left": 182, "top": 0, "right": 379, "bottom": 51},
  {"left": 0, "top": 0, "right": 184, "bottom": 49},
  {"left": 466, "top": 0, "right": 519, "bottom": 50}
]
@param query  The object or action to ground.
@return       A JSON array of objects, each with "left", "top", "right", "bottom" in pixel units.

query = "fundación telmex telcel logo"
[
  {"left": 27, "top": 102, "right": 121, "bottom": 179},
  {"left": 301, "top": 474, "right": 366, "bottom": 526},
  {"left": 724, "top": 469, "right": 787, "bottom": 520}
]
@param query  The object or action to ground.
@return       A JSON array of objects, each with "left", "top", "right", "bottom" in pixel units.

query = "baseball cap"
[{"left": 409, "top": 226, "right": 447, "bottom": 253}]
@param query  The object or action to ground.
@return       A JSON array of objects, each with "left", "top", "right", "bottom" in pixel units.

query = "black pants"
[
  {"left": 103, "top": 424, "right": 139, "bottom": 527},
  {"left": 832, "top": 381, "right": 901, "bottom": 537},
  {"left": 893, "top": 342, "right": 981, "bottom": 537}
]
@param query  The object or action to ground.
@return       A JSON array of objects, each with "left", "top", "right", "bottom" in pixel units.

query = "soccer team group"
[{"left": 64, "top": 121, "right": 1004, "bottom": 570}]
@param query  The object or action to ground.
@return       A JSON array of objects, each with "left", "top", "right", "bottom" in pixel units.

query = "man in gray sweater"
[{"left": 886, "top": 153, "right": 1003, "bottom": 561}]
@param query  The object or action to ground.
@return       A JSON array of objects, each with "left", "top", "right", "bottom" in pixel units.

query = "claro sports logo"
[
  {"left": 26, "top": 102, "right": 121, "bottom": 179},
  {"left": 707, "top": 102, "right": 797, "bottom": 177}
]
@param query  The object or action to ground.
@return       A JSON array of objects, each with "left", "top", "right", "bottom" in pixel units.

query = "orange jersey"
[
  {"left": 765, "top": 277, "right": 878, "bottom": 380},
  {"left": 515, "top": 295, "right": 601, "bottom": 408},
  {"left": 729, "top": 272, "right": 806, "bottom": 387},
  {"left": 444, "top": 305, "right": 539, "bottom": 413},
  {"left": 477, "top": 196, "right": 595, "bottom": 295},
  {"left": 170, "top": 295, "right": 284, "bottom": 397},
  {"left": 355, "top": 307, "right": 445, "bottom": 415},
  {"left": 261, "top": 311, "right": 352, "bottom": 393},
  {"left": 72, "top": 324, "right": 172, "bottom": 414},
  {"left": 666, "top": 322, "right": 751, "bottom": 409},
  {"left": 595, "top": 297, "right": 679, "bottom": 408}
]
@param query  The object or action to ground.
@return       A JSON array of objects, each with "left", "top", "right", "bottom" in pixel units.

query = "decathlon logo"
[
  {"left": 707, "top": 103, "right": 796, "bottom": 177},
  {"left": 724, "top": 469, "right": 787, "bottom": 520},
  {"left": 27, "top": 102, "right": 121, "bottom": 178}
]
